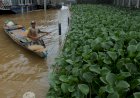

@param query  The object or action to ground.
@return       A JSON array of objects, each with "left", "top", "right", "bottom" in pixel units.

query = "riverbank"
[{"left": 47, "top": 4, "right": 140, "bottom": 98}]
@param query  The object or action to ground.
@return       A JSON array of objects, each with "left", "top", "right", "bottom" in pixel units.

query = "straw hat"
[{"left": 31, "top": 21, "right": 36, "bottom": 24}]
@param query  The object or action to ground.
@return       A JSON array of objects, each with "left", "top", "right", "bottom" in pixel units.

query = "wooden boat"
[{"left": 3, "top": 21, "right": 48, "bottom": 58}]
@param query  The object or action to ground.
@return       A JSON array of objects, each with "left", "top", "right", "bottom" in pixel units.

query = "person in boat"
[
  {"left": 27, "top": 21, "right": 41, "bottom": 41},
  {"left": 27, "top": 21, "right": 50, "bottom": 46}
]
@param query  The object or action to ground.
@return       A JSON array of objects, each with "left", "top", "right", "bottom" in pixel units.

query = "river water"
[{"left": 0, "top": 8, "right": 69, "bottom": 98}]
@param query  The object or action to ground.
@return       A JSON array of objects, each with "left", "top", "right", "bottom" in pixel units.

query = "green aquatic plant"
[{"left": 47, "top": 4, "right": 140, "bottom": 98}]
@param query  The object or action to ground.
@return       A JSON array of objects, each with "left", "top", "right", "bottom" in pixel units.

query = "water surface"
[{"left": 0, "top": 9, "right": 58, "bottom": 98}]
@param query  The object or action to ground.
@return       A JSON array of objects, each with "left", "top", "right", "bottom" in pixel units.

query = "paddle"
[
  {"left": 38, "top": 25, "right": 58, "bottom": 33},
  {"left": 40, "top": 29, "right": 58, "bottom": 34},
  {"left": 38, "top": 27, "right": 58, "bottom": 39},
  {"left": 38, "top": 32, "right": 52, "bottom": 39}
]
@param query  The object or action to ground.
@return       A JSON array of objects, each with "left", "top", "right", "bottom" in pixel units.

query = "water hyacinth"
[{"left": 47, "top": 4, "right": 140, "bottom": 98}]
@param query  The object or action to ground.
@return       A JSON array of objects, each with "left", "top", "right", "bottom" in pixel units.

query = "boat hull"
[{"left": 3, "top": 23, "right": 47, "bottom": 58}]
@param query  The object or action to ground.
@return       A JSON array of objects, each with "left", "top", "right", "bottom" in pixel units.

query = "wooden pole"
[
  {"left": 122, "top": 0, "right": 125, "bottom": 6},
  {"left": 9, "top": 0, "right": 12, "bottom": 6},
  {"left": 136, "top": 0, "right": 140, "bottom": 8},
  {"left": 0, "top": 0, "right": 2, "bottom": 7},
  {"left": 44, "top": 0, "right": 46, "bottom": 11},
  {"left": 114, "top": 0, "right": 116, "bottom": 5},
  {"left": 31, "top": 0, "right": 33, "bottom": 10},
  {"left": 21, "top": 0, "right": 24, "bottom": 14},
  {"left": 18, "top": 0, "right": 20, "bottom": 5},
  {"left": 58, "top": 23, "right": 61, "bottom": 35},
  {"left": 68, "top": 17, "right": 69, "bottom": 26},
  {"left": 128, "top": 0, "right": 131, "bottom": 7},
  {"left": 117, "top": 0, "right": 119, "bottom": 6}
]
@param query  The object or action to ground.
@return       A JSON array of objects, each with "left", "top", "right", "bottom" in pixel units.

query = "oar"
[
  {"left": 37, "top": 27, "right": 59, "bottom": 40},
  {"left": 38, "top": 25, "right": 58, "bottom": 33},
  {"left": 39, "top": 28, "right": 58, "bottom": 33},
  {"left": 38, "top": 32, "right": 52, "bottom": 39}
]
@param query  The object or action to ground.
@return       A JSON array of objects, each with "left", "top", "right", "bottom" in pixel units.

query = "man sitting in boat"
[
  {"left": 27, "top": 21, "right": 50, "bottom": 47},
  {"left": 27, "top": 21, "right": 41, "bottom": 41}
]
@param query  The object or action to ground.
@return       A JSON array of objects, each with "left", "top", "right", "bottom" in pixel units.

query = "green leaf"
[
  {"left": 114, "top": 41, "right": 123, "bottom": 50},
  {"left": 59, "top": 75, "right": 69, "bottom": 82},
  {"left": 68, "top": 76, "right": 79, "bottom": 82},
  {"left": 107, "top": 51, "right": 117, "bottom": 61},
  {"left": 127, "top": 45, "right": 137, "bottom": 53},
  {"left": 83, "top": 72, "right": 93, "bottom": 83},
  {"left": 125, "top": 63, "right": 137, "bottom": 73},
  {"left": 103, "top": 58, "right": 112, "bottom": 64},
  {"left": 131, "top": 79, "right": 140, "bottom": 89},
  {"left": 99, "top": 86, "right": 107, "bottom": 94},
  {"left": 83, "top": 45, "right": 91, "bottom": 53},
  {"left": 116, "top": 58, "right": 131, "bottom": 70},
  {"left": 48, "top": 72, "right": 57, "bottom": 88},
  {"left": 94, "top": 37, "right": 103, "bottom": 44},
  {"left": 137, "top": 43, "right": 140, "bottom": 51},
  {"left": 118, "top": 49, "right": 124, "bottom": 57},
  {"left": 117, "top": 72, "right": 131, "bottom": 80},
  {"left": 92, "top": 52, "right": 98, "bottom": 61},
  {"left": 116, "top": 60, "right": 124, "bottom": 70},
  {"left": 100, "top": 67, "right": 111, "bottom": 76},
  {"left": 71, "top": 90, "right": 81, "bottom": 98},
  {"left": 72, "top": 67, "right": 79, "bottom": 76},
  {"left": 101, "top": 42, "right": 112, "bottom": 50},
  {"left": 68, "top": 85, "right": 75, "bottom": 92},
  {"left": 61, "top": 83, "right": 69, "bottom": 93},
  {"left": 106, "top": 72, "right": 116, "bottom": 85},
  {"left": 89, "top": 65, "right": 100, "bottom": 74},
  {"left": 66, "top": 59, "right": 74, "bottom": 65},
  {"left": 65, "top": 66, "right": 72, "bottom": 72},
  {"left": 116, "top": 80, "right": 130, "bottom": 89},
  {"left": 78, "top": 84, "right": 89, "bottom": 95},
  {"left": 100, "top": 77, "right": 108, "bottom": 84},
  {"left": 136, "top": 52, "right": 140, "bottom": 58},
  {"left": 111, "top": 36, "right": 119, "bottom": 41},
  {"left": 98, "top": 52, "right": 106, "bottom": 60},
  {"left": 82, "top": 64, "right": 90, "bottom": 70},
  {"left": 107, "top": 92, "right": 119, "bottom": 98},
  {"left": 129, "top": 39, "right": 137, "bottom": 45},
  {"left": 105, "top": 85, "right": 115, "bottom": 93},
  {"left": 134, "top": 92, "right": 140, "bottom": 98},
  {"left": 127, "top": 45, "right": 137, "bottom": 58}
]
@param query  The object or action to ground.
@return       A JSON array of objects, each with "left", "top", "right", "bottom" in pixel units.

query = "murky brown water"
[{"left": 0, "top": 10, "right": 59, "bottom": 98}]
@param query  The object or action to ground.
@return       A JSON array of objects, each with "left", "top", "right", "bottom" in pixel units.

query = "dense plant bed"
[{"left": 47, "top": 4, "right": 140, "bottom": 98}]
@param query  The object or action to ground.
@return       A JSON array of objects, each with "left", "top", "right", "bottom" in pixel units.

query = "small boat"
[{"left": 3, "top": 20, "right": 48, "bottom": 58}]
